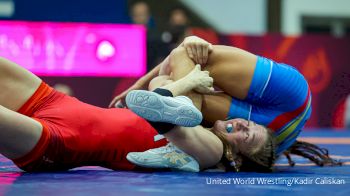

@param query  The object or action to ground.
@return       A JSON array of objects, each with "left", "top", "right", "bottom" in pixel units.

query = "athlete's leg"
[
  {"left": 168, "top": 46, "right": 242, "bottom": 125},
  {"left": 148, "top": 52, "right": 233, "bottom": 125},
  {"left": 204, "top": 45, "right": 256, "bottom": 99},
  {"left": 141, "top": 48, "right": 225, "bottom": 169},
  {"left": 143, "top": 74, "right": 229, "bottom": 167},
  {"left": 149, "top": 76, "right": 225, "bottom": 168},
  {"left": 0, "top": 57, "right": 42, "bottom": 111},
  {"left": 0, "top": 57, "right": 43, "bottom": 159},
  {"left": 129, "top": 45, "right": 254, "bottom": 169},
  {"left": 0, "top": 105, "right": 42, "bottom": 159},
  {"left": 169, "top": 46, "right": 257, "bottom": 100},
  {"left": 201, "top": 93, "right": 232, "bottom": 125}
]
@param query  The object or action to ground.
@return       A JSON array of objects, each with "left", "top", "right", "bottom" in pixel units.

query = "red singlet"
[{"left": 12, "top": 82, "right": 167, "bottom": 172}]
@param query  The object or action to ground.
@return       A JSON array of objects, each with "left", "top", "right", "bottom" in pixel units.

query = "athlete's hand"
[
  {"left": 109, "top": 91, "right": 128, "bottom": 108},
  {"left": 185, "top": 64, "right": 214, "bottom": 94},
  {"left": 182, "top": 36, "right": 213, "bottom": 65}
]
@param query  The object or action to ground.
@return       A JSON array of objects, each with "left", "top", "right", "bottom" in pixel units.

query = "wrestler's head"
[{"left": 212, "top": 118, "right": 276, "bottom": 172}]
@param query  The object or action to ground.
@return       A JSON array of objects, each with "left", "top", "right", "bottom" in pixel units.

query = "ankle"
[{"left": 153, "top": 88, "right": 174, "bottom": 97}]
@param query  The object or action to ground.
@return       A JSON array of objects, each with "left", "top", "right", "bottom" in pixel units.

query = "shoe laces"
[{"left": 155, "top": 143, "right": 177, "bottom": 154}]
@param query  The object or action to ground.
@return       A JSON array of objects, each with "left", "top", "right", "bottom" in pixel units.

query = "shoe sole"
[
  {"left": 126, "top": 153, "right": 199, "bottom": 172},
  {"left": 126, "top": 90, "right": 202, "bottom": 127}
]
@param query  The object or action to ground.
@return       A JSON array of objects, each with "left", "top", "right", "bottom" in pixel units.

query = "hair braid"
[{"left": 284, "top": 140, "right": 342, "bottom": 167}]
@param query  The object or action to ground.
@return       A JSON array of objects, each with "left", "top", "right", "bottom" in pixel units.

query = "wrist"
[{"left": 179, "top": 77, "right": 195, "bottom": 92}]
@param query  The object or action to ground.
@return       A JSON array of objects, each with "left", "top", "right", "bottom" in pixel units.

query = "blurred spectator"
[
  {"left": 129, "top": 1, "right": 165, "bottom": 71},
  {"left": 54, "top": 83, "right": 74, "bottom": 96},
  {"left": 162, "top": 7, "right": 190, "bottom": 49},
  {"left": 129, "top": 1, "right": 154, "bottom": 27},
  {"left": 169, "top": 7, "right": 189, "bottom": 27}
]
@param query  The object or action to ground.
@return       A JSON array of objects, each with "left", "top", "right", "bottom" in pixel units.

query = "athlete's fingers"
[
  {"left": 186, "top": 46, "right": 194, "bottom": 59},
  {"left": 191, "top": 47, "right": 198, "bottom": 63},
  {"left": 108, "top": 97, "right": 119, "bottom": 108},
  {"left": 196, "top": 44, "right": 203, "bottom": 64},
  {"left": 209, "top": 76, "right": 213, "bottom": 83},
  {"left": 208, "top": 44, "right": 213, "bottom": 52},
  {"left": 202, "top": 45, "right": 209, "bottom": 64},
  {"left": 194, "top": 86, "right": 215, "bottom": 94},
  {"left": 109, "top": 93, "right": 127, "bottom": 108},
  {"left": 208, "top": 86, "right": 215, "bottom": 92}
]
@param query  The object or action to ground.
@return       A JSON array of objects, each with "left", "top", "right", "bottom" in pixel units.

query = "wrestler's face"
[{"left": 213, "top": 118, "right": 268, "bottom": 155}]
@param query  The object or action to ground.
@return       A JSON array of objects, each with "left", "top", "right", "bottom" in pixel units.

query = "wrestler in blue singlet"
[{"left": 227, "top": 56, "right": 312, "bottom": 154}]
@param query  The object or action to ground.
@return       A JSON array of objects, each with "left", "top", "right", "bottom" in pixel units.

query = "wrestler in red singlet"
[{"left": 12, "top": 82, "right": 167, "bottom": 172}]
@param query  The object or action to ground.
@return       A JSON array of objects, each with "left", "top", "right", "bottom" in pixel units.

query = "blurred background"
[{"left": 0, "top": 0, "right": 349, "bottom": 129}]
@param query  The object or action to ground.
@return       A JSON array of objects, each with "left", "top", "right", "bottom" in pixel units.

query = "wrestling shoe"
[
  {"left": 126, "top": 90, "right": 202, "bottom": 127},
  {"left": 126, "top": 143, "right": 200, "bottom": 172}
]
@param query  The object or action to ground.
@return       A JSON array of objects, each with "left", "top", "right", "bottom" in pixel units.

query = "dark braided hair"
[{"left": 283, "top": 140, "right": 343, "bottom": 166}]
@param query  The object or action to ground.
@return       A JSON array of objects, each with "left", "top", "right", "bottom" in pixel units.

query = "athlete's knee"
[
  {"left": 170, "top": 46, "right": 187, "bottom": 57},
  {"left": 169, "top": 47, "right": 187, "bottom": 69}
]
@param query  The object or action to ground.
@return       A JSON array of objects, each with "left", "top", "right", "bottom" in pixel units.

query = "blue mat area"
[{"left": 1, "top": 129, "right": 350, "bottom": 196}]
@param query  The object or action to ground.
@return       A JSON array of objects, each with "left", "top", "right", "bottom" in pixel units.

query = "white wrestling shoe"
[
  {"left": 126, "top": 90, "right": 202, "bottom": 127},
  {"left": 126, "top": 143, "right": 200, "bottom": 172}
]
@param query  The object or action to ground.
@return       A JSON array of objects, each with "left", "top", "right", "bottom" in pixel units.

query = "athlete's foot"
[
  {"left": 126, "top": 90, "right": 202, "bottom": 127},
  {"left": 126, "top": 143, "right": 200, "bottom": 172}
]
